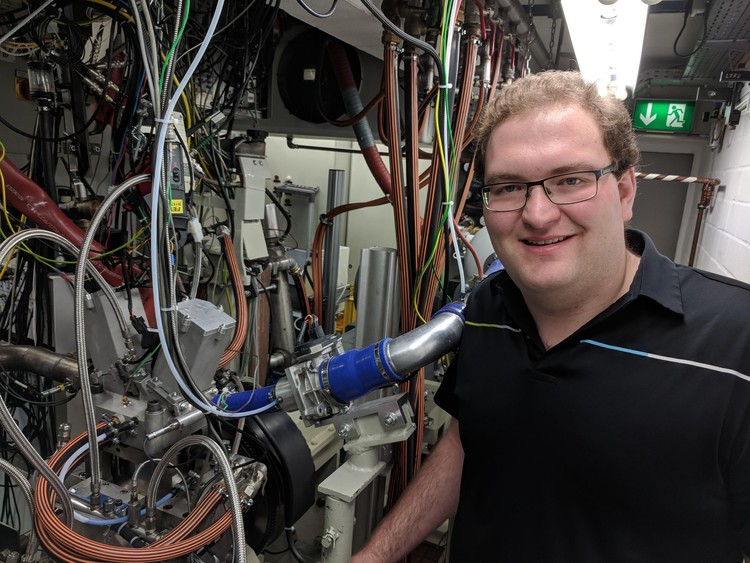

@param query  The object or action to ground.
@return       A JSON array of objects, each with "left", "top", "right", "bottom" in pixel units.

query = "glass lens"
[
  {"left": 483, "top": 183, "right": 527, "bottom": 211},
  {"left": 544, "top": 171, "right": 598, "bottom": 204}
]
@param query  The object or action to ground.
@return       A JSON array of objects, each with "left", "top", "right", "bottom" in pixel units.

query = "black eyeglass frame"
[{"left": 480, "top": 164, "right": 616, "bottom": 212}]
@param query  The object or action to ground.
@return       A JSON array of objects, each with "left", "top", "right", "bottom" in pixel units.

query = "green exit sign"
[{"left": 633, "top": 100, "right": 695, "bottom": 132}]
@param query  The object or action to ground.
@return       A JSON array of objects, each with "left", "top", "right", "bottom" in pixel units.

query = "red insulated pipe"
[
  {"left": 327, "top": 41, "right": 392, "bottom": 196},
  {"left": 1, "top": 156, "right": 127, "bottom": 287}
]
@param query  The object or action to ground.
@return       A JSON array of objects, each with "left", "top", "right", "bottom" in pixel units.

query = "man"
[{"left": 352, "top": 70, "right": 750, "bottom": 562}]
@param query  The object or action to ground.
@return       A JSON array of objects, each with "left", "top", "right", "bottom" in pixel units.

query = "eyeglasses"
[{"left": 480, "top": 165, "right": 615, "bottom": 212}]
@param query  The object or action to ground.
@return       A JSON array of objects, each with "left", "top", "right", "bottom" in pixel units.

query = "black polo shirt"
[{"left": 435, "top": 230, "right": 750, "bottom": 562}]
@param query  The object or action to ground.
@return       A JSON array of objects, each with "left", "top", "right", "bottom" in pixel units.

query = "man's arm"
[{"left": 351, "top": 421, "right": 464, "bottom": 563}]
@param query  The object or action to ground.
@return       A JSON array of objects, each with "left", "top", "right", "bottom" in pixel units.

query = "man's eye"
[
  {"left": 490, "top": 184, "right": 524, "bottom": 195},
  {"left": 558, "top": 176, "right": 584, "bottom": 186}
]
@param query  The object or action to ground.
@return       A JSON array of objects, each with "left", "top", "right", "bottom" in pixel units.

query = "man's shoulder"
[
  {"left": 673, "top": 266, "right": 750, "bottom": 344},
  {"left": 678, "top": 264, "right": 750, "bottom": 304}
]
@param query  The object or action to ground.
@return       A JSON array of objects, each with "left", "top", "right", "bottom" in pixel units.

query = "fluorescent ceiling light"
[{"left": 561, "top": 0, "right": 649, "bottom": 99}]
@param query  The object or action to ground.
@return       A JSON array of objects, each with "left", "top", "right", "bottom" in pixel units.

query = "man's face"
[{"left": 482, "top": 103, "right": 636, "bottom": 301}]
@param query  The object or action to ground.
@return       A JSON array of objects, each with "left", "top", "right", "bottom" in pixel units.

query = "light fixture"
[{"left": 561, "top": 0, "right": 649, "bottom": 100}]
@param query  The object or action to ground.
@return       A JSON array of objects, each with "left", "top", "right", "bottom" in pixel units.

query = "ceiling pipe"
[{"left": 495, "top": 0, "right": 551, "bottom": 70}]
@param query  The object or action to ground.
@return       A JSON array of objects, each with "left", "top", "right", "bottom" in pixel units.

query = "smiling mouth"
[{"left": 523, "top": 236, "right": 567, "bottom": 246}]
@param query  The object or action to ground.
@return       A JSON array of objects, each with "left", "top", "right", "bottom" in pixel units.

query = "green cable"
[
  {"left": 158, "top": 0, "right": 191, "bottom": 90},
  {"left": 131, "top": 344, "right": 162, "bottom": 376}
]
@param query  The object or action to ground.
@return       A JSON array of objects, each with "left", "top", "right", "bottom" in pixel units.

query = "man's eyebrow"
[{"left": 484, "top": 162, "right": 601, "bottom": 184}]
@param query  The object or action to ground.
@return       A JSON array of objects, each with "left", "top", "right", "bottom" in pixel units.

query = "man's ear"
[{"left": 618, "top": 167, "right": 637, "bottom": 222}]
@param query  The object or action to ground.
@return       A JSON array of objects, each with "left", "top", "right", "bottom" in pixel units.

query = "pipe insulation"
[
  {"left": 321, "top": 301, "right": 466, "bottom": 403},
  {"left": 0, "top": 345, "right": 78, "bottom": 383},
  {"left": 327, "top": 41, "right": 392, "bottom": 196},
  {"left": 216, "top": 301, "right": 466, "bottom": 413},
  {"left": 0, "top": 156, "right": 130, "bottom": 288}
]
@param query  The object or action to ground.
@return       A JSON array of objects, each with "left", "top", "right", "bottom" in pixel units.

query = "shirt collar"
[
  {"left": 488, "top": 229, "right": 684, "bottom": 316},
  {"left": 625, "top": 229, "right": 684, "bottom": 315}
]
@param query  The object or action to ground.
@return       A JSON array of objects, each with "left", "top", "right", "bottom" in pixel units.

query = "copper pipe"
[
  {"left": 35, "top": 426, "right": 234, "bottom": 561},
  {"left": 218, "top": 233, "right": 248, "bottom": 368},
  {"left": 632, "top": 173, "right": 720, "bottom": 268},
  {"left": 688, "top": 183, "right": 715, "bottom": 267}
]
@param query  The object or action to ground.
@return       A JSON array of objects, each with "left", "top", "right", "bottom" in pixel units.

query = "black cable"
[
  {"left": 291, "top": 273, "right": 309, "bottom": 318},
  {"left": 0, "top": 371, "right": 77, "bottom": 408},
  {"left": 59, "top": 158, "right": 98, "bottom": 198},
  {"left": 673, "top": 0, "right": 712, "bottom": 58},
  {"left": 214, "top": 417, "right": 269, "bottom": 463},
  {"left": 294, "top": 0, "right": 339, "bottom": 19},
  {"left": 265, "top": 188, "right": 292, "bottom": 239},
  {"left": 202, "top": 137, "right": 235, "bottom": 239},
  {"left": 0, "top": 0, "right": 119, "bottom": 142},
  {"left": 285, "top": 527, "right": 312, "bottom": 563}
]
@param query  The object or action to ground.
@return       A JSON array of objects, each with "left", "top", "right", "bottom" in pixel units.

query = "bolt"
[
  {"left": 321, "top": 527, "right": 338, "bottom": 549},
  {"left": 384, "top": 412, "right": 399, "bottom": 427},
  {"left": 337, "top": 424, "right": 352, "bottom": 438}
]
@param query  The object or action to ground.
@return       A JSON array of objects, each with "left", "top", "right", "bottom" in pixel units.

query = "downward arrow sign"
[{"left": 640, "top": 103, "right": 657, "bottom": 126}]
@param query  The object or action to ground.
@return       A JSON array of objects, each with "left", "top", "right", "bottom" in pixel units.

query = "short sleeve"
[{"left": 434, "top": 353, "right": 460, "bottom": 419}]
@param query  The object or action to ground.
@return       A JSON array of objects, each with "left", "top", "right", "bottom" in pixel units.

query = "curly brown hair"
[{"left": 474, "top": 70, "right": 640, "bottom": 180}]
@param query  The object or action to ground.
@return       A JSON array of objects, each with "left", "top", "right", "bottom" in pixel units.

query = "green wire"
[
  {"left": 158, "top": 0, "right": 191, "bottom": 90},
  {"left": 131, "top": 344, "right": 162, "bottom": 376}
]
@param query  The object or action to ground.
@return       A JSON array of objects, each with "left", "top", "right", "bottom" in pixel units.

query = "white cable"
[
  {"left": 128, "top": 0, "right": 160, "bottom": 117},
  {"left": 442, "top": 2, "right": 468, "bottom": 297},
  {"left": 148, "top": 0, "right": 273, "bottom": 419},
  {"left": 447, "top": 207, "right": 467, "bottom": 296}
]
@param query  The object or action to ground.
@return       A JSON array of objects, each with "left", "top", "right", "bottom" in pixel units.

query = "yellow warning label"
[{"left": 171, "top": 199, "right": 184, "bottom": 214}]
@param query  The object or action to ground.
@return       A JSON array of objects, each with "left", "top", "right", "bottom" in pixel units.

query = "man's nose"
[{"left": 522, "top": 184, "right": 560, "bottom": 224}]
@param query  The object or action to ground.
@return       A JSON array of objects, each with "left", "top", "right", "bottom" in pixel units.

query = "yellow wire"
[
  {"left": 410, "top": 90, "right": 455, "bottom": 324},
  {"left": 0, "top": 140, "right": 17, "bottom": 236},
  {"left": 29, "top": 225, "right": 150, "bottom": 266},
  {"left": 174, "top": 80, "right": 193, "bottom": 134},
  {"left": 88, "top": 0, "right": 133, "bottom": 22},
  {"left": 0, "top": 249, "right": 15, "bottom": 280},
  {"left": 158, "top": 52, "right": 194, "bottom": 138}
]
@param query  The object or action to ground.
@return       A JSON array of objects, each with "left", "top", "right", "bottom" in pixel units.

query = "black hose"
[{"left": 265, "top": 188, "right": 292, "bottom": 239}]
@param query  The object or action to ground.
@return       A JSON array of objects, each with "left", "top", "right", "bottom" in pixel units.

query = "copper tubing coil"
[{"left": 35, "top": 426, "right": 234, "bottom": 561}]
